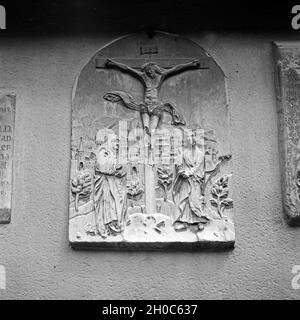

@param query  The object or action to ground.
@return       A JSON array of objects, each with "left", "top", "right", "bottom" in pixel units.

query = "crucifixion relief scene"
[
  {"left": 2, "top": 0, "right": 300, "bottom": 301},
  {"left": 69, "top": 32, "right": 234, "bottom": 249}
]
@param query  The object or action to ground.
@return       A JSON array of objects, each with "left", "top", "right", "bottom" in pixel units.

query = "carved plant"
[
  {"left": 71, "top": 172, "right": 92, "bottom": 212},
  {"left": 144, "top": 216, "right": 166, "bottom": 235},
  {"left": 126, "top": 179, "right": 144, "bottom": 200},
  {"left": 157, "top": 165, "right": 173, "bottom": 202},
  {"left": 202, "top": 154, "right": 232, "bottom": 194},
  {"left": 210, "top": 175, "right": 233, "bottom": 219}
]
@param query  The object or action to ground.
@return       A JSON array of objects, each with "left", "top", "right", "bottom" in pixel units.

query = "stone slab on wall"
[
  {"left": 69, "top": 32, "right": 234, "bottom": 249},
  {"left": 273, "top": 42, "right": 300, "bottom": 226},
  {"left": 0, "top": 93, "right": 15, "bottom": 224}
]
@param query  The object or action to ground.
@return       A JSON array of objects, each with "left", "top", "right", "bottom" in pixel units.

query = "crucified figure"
[
  {"left": 103, "top": 58, "right": 202, "bottom": 215},
  {"left": 104, "top": 59, "right": 201, "bottom": 134}
]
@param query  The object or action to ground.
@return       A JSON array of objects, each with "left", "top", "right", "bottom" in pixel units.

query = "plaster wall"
[{"left": 0, "top": 32, "right": 299, "bottom": 299}]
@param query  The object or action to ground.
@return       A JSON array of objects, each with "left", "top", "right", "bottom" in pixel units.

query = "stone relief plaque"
[
  {"left": 0, "top": 93, "right": 15, "bottom": 224},
  {"left": 273, "top": 42, "right": 300, "bottom": 225},
  {"left": 69, "top": 32, "right": 234, "bottom": 249}
]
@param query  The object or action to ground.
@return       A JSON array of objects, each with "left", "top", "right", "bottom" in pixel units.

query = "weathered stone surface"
[
  {"left": 0, "top": 93, "right": 15, "bottom": 224},
  {"left": 273, "top": 42, "right": 300, "bottom": 226},
  {"left": 69, "top": 32, "right": 234, "bottom": 249}
]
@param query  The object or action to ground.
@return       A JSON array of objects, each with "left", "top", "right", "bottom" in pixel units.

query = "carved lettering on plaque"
[
  {"left": 0, "top": 93, "right": 15, "bottom": 224},
  {"left": 69, "top": 32, "right": 234, "bottom": 249},
  {"left": 273, "top": 42, "right": 300, "bottom": 225}
]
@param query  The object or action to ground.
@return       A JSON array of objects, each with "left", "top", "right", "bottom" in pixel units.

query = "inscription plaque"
[
  {"left": 0, "top": 93, "right": 15, "bottom": 224},
  {"left": 69, "top": 32, "right": 234, "bottom": 249},
  {"left": 273, "top": 42, "right": 300, "bottom": 225}
]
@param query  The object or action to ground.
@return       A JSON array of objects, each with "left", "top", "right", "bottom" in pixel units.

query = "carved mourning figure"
[
  {"left": 93, "top": 129, "right": 126, "bottom": 237},
  {"left": 172, "top": 130, "right": 231, "bottom": 232},
  {"left": 69, "top": 32, "right": 235, "bottom": 249},
  {"left": 173, "top": 130, "right": 208, "bottom": 231}
]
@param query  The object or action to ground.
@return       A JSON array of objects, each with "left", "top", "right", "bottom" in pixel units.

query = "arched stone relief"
[{"left": 69, "top": 31, "right": 234, "bottom": 249}]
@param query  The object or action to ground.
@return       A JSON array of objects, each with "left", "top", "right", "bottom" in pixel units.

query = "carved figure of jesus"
[
  {"left": 104, "top": 58, "right": 201, "bottom": 216},
  {"left": 105, "top": 59, "right": 201, "bottom": 134}
]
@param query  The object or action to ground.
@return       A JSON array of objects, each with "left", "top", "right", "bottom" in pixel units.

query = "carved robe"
[
  {"left": 172, "top": 146, "right": 209, "bottom": 224},
  {"left": 94, "top": 146, "right": 125, "bottom": 235}
]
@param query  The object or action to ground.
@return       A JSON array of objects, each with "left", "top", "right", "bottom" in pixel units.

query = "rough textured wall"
[{"left": 0, "top": 33, "right": 299, "bottom": 299}]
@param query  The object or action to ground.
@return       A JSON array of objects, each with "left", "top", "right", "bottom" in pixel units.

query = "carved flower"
[
  {"left": 71, "top": 172, "right": 92, "bottom": 211},
  {"left": 210, "top": 175, "right": 233, "bottom": 219},
  {"left": 126, "top": 179, "right": 144, "bottom": 199},
  {"left": 157, "top": 165, "right": 173, "bottom": 202}
]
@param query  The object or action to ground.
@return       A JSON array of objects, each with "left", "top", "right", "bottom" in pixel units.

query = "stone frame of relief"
[
  {"left": 69, "top": 31, "right": 235, "bottom": 249},
  {"left": 0, "top": 92, "right": 16, "bottom": 224},
  {"left": 273, "top": 42, "right": 300, "bottom": 226}
]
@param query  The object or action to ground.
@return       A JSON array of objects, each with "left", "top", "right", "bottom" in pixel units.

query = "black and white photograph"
[{"left": 0, "top": 0, "right": 299, "bottom": 306}]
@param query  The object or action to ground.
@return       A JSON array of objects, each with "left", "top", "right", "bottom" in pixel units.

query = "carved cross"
[
  {"left": 99, "top": 56, "right": 210, "bottom": 215},
  {"left": 96, "top": 57, "right": 210, "bottom": 70}
]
